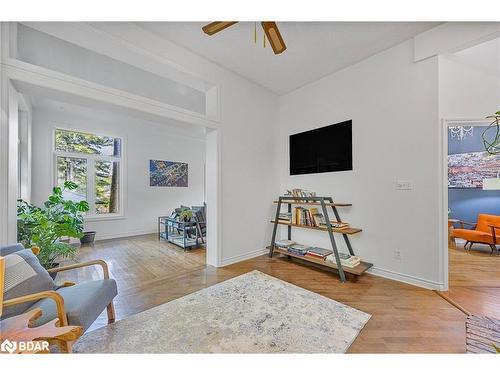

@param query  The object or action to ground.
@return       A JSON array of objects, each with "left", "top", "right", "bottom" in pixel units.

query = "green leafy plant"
[
  {"left": 178, "top": 208, "right": 193, "bottom": 222},
  {"left": 17, "top": 181, "right": 90, "bottom": 268},
  {"left": 483, "top": 111, "right": 500, "bottom": 155}
]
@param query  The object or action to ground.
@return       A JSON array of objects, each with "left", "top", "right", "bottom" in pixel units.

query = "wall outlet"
[
  {"left": 394, "top": 250, "right": 402, "bottom": 261},
  {"left": 396, "top": 180, "right": 413, "bottom": 190}
]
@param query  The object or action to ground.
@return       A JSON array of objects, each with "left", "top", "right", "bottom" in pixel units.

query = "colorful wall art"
[{"left": 149, "top": 160, "right": 188, "bottom": 187}]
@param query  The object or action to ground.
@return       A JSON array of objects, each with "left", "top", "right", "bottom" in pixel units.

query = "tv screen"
[{"left": 289, "top": 120, "right": 352, "bottom": 175}]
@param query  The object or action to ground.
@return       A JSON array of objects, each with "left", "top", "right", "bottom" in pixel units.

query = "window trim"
[{"left": 52, "top": 126, "right": 126, "bottom": 221}]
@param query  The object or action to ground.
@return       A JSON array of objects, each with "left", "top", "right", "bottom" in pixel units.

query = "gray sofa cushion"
[
  {"left": 2, "top": 249, "right": 55, "bottom": 318},
  {"left": 30, "top": 279, "right": 118, "bottom": 331},
  {"left": 0, "top": 243, "right": 25, "bottom": 256}
]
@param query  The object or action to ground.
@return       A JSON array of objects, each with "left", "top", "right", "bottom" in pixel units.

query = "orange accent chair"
[{"left": 452, "top": 214, "right": 500, "bottom": 254}]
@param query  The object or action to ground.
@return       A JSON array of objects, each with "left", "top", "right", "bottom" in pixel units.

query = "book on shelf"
[
  {"left": 289, "top": 207, "right": 349, "bottom": 230},
  {"left": 278, "top": 212, "right": 292, "bottom": 224},
  {"left": 306, "top": 247, "right": 333, "bottom": 259},
  {"left": 287, "top": 244, "right": 310, "bottom": 256},
  {"left": 293, "top": 207, "right": 322, "bottom": 227},
  {"left": 325, "top": 253, "right": 361, "bottom": 268},
  {"left": 287, "top": 248, "right": 308, "bottom": 256},
  {"left": 317, "top": 220, "right": 350, "bottom": 229},
  {"left": 274, "top": 239, "right": 295, "bottom": 248},
  {"left": 284, "top": 188, "right": 317, "bottom": 202}
]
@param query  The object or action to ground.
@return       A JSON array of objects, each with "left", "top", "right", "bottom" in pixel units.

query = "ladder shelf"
[{"left": 268, "top": 196, "right": 371, "bottom": 282}]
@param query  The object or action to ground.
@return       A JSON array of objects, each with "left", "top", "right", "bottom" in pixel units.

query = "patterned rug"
[{"left": 73, "top": 270, "right": 371, "bottom": 353}]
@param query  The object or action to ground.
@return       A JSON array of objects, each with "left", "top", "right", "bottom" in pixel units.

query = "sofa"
[{"left": 452, "top": 214, "right": 500, "bottom": 253}]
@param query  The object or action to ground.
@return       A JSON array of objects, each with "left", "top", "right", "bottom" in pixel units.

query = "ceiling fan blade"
[
  {"left": 261, "top": 22, "right": 286, "bottom": 54},
  {"left": 202, "top": 22, "right": 238, "bottom": 36}
]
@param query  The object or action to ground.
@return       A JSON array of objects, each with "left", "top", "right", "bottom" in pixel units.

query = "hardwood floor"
[
  {"left": 56, "top": 233, "right": 499, "bottom": 353},
  {"left": 441, "top": 243, "right": 500, "bottom": 319}
]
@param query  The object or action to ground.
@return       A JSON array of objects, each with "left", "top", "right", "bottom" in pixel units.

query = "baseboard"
[
  {"left": 94, "top": 229, "right": 156, "bottom": 241},
  {"left": 367, "top": 266, "right": 445, "bottom": 290},
  {"left": 219, "top": 249, "right": 445, "bottom": 290},
  {"left": 219, "top": 248, "right": 269, "bottom": 267}
]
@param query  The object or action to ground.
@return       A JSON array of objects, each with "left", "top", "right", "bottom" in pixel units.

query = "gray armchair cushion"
[
  {"left": 2, "top": 249, "right": 55, "bottom": 318},
  {"left": 30, "top": 279, "right": 118, "bottom": 331},
  {"left": 0, "top": 243, "right": 25, "bottom": 256}
]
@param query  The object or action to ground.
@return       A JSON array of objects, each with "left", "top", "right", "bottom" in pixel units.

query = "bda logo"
[
  {"left": 1, "top": 339, "right": 17, "bottom": 354},
  {"left": 0, "top": 339, "right": 49, "bottom": 354}
]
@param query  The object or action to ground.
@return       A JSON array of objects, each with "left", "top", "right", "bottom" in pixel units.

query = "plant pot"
[
  {"left": 45, "top": 263, "right": 60, "bottom": 280},
  {"left": 80, "top": 231, "right": 96, "bottom": 245}
]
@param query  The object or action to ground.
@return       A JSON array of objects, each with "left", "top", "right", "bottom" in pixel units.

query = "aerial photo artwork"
[
  {"left": 448, "top": 151, "right": 500, "bottom": 188},
  {"left": 149, "top": 160, "right": 188, "bottom": 187}
]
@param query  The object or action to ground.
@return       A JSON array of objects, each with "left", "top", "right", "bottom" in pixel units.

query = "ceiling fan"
[{"left": 202, "top": 21, "right": 287, "bottom": 55}]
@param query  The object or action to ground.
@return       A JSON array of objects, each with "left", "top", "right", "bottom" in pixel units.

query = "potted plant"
[
  {"left": 80, "top": 231, "right": 96, "bottom": 245},
  {"left": 178, "top": 208, "right": 193, "bottom": 222},
  {"left": 17, "top": 181, "right": 90, "bottom": 269},
  {"left": 483, "top": 111, "right": 500, "bottom": 155}
]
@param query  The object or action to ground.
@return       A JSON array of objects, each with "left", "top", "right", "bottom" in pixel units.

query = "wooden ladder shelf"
[{"left": 268, "top": 196, "right": 372, "bottom": 282}]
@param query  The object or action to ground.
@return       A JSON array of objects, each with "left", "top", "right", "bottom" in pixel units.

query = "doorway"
[
  {"left": 1, "top": 77, "right": 222, "bottom": 269},
  {"left": 441, "top": 119, "right": 500, "bottom": 317}
]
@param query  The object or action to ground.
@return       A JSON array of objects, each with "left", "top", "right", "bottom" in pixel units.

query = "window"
[{"left": 54, "top": 128, "right": 123, "bottom": 217}]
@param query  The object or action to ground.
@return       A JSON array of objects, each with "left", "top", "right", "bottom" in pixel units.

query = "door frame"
[
  {"left": 439, "top": 118, "right": 492, "bottom": 290},
  {"left": 0, "top": 23, "right": 223, "bottom": 266}
]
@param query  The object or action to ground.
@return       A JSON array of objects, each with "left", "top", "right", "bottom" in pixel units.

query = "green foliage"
[
  {"left": 55, "top": 129, "right": 115, "bottom": 155},
  {"left": 483, "top": 111, "right": 500, "bottom": 155},
  {"left": 178, "top": 208, "right": 193, "bottom": 222},
  {"left": 17, "top": 181, "right": 90, "bottom": 268},
  {"left": 55, "top": 129, "right": 120, "bottom": 214}
]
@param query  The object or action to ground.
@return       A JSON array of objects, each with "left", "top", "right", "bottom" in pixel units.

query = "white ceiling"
[{"left": 138, "top": 22, "right": 439, "bottom": 95}]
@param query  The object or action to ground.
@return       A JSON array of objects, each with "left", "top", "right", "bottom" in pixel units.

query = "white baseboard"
[
  {"left": 218, "top": 248, "right": 445, "bottom": 291},
  {"left": 94, "top": 229, "right": 156, "bottom": 241},
  {"left": 219, "top": 248, "right": 269, "bottom": 267},
  {"left": 367, "top": 266, "right": 445, "bottom": 290}
]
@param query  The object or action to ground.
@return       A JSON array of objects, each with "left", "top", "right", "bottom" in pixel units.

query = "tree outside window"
[{"left": 55, "top": 129, "right": 122, "bottom": 216}]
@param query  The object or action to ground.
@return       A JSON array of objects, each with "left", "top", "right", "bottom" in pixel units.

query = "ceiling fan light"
[{"left": 202, "top": 21, "right": 238, "bottom": 36}]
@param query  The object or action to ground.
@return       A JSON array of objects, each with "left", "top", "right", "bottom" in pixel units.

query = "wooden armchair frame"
[
  {"left": 489, "top": 225, "right": 500, "bottom": 254},
  {"left": 457, "top": 220, "right": 477, "bottom": 230},
  {"left": 2, "top": 259, "right": 116, "bottom": 328}
]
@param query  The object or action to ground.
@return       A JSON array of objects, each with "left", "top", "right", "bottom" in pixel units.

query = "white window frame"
[{"left": 52, "top": 126, "right": 125, "bottom": 221}]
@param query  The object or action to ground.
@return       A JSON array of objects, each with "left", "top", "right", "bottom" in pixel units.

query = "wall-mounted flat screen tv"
[{"left": 289, "top": 120, "right": 352, "bottom": 175}]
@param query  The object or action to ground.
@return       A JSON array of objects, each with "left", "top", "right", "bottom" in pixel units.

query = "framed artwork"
[
  {"left": 448, "top": 151, "right": 500, "bottom": 189},
  {"left": 149, "top": 160, "right": 188, "bottom": 187}
]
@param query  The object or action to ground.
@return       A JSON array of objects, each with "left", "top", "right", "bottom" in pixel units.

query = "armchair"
[
  {"left": 1, "top": 244, "right": 117, "bottom": 352},
  {"left": 452, "top": 214, "right": 500, "bottom": 253}
]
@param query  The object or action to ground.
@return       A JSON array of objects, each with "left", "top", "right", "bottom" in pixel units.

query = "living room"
[{"left": 1, "top": 1, "right": 500, "bottom": 372}]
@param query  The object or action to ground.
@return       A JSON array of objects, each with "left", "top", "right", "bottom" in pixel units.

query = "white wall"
[
  {"left": 279, "top": 40, "right": 442, "bottom": 288},
  {"left": 14, "top": 23, "right": 280, "bottom": 265},
  {"left": 439, "top": 37, "right": 500, "bottom": 119},
  {"left": 31, "top": 101, "right": 206, "bottom": 240}
]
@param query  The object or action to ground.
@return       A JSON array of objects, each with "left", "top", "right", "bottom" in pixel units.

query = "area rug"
[{"left": 73, "top": 270, "right": 371, "bottom": 353}]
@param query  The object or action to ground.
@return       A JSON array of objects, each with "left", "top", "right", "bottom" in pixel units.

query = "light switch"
[{"left": 396, "top": 180, "right": 413, "bottom": 190}]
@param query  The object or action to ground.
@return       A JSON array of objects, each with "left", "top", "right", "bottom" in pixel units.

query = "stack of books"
[
  {"left": 316, "top": 216, "right": 350, "bottom": 230},
  {"left": 278, "top": 212, "right": 292, "bottom": 224},
  {"left": 285, "top": 188, "right": 316, "bottom": 199},
  {"left": 287, "top": 244, "right": 310, "bottom": 256},
  {"left": 325, "top": 253, "right": 361, "bottom": 268},
  {"left": 274, "top": 239, "right": 295, "bottom": 248},
  {"left": 305, "top": 247, "right": 333, "bottom": 259}
]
